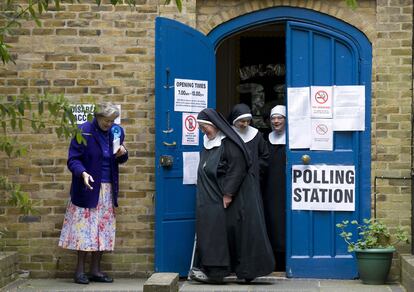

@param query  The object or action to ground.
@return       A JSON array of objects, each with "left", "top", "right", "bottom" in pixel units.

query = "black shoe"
[
  {"left": 74, "top": 273, "right": 89, "bottom": 284},
  {"left": 88, "top": 273, "right": 114, "bottom": 283}
]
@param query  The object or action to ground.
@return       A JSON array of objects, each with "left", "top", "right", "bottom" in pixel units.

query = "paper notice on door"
[
  {"left": 288, "top": 87, "right": 311, "bottom": 149},
  {"left": 333, "top": 85, "right": 365, "bottom": 131},
  {"left": 311, "top": 119, "right": 333, "bottom": 151},
  {"left": 113, "top": 138, "right": 120, "bottom": 154},
  {"left": 183, "top": 152, "right": 200, "bottom": 185},
  {"left": 311, "top": 86, "right": 333, "bottom": 118}
]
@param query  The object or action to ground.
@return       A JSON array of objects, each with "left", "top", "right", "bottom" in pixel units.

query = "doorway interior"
[
  {"left": 216, "top": 23, "right": 285, "bottom": 138},
  {"left": 216, "top": 22, "right": 287, "bottom": 272}
]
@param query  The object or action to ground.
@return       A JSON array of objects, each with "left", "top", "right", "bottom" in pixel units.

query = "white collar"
[
  {"left": 203, "top": 131, "right": 226, "bottom": 149},
  {"left": 232, "top": 125, "right": 258, "bottom": 143},
  {"left": 268, "top": 130, "right": 286, "bottom": 145}
]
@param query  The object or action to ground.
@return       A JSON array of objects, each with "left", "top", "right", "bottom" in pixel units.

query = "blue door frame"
[{"left": 155, "top": 6, "right": 372, "bottom": 278}]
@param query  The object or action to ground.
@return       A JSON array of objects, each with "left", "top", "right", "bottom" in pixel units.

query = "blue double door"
[{"left": 155, "top": 8, "right": 371, "bottom": 279}]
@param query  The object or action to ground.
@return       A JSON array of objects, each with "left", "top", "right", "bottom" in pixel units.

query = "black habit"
[
  {"left": 195, "top": 109, "right": 274, "bottom": 280},
  {"left": 263, "top": 142, "right": 286, "bottom": 271}
]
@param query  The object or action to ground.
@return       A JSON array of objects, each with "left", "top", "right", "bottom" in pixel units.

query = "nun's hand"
[{"left": 223, "top": 194, "right": 233, "bottom": 208}]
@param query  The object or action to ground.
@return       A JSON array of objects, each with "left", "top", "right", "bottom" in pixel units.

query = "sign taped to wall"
[
  {"left": 292, "top": 165, "right": 355, "bottom": 211},
  {"left": 72, "top": 104, "right": 121, "bottom": 125}
]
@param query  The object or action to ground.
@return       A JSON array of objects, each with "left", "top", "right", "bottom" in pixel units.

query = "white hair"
[{"left": 95, "top": 102, "right": 120, "bottom": 118}]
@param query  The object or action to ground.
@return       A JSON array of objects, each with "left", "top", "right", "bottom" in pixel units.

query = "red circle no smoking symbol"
[
  {"left": 315, "top": 90, "right": 329, "bottom": 104},
  {"left": 316, "top": 124, "right": 328, "bottom": 135},
  {"left": 185, "top": 115, "right": 197, "bottom": 132}
]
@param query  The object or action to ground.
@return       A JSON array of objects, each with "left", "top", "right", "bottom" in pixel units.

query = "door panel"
[
  {"left": 155, "top": 17, "right": 215, "bottom": 276},
  {"left": 286, "top": 21, "right": 371, "bottom": 279}
]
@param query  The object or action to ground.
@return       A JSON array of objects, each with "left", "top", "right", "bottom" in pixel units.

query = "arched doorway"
[{"left": 155, "top": 6, "right": 372, "bottom": 279}]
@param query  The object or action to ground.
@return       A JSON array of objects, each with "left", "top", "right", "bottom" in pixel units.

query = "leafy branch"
[{"left": 0, "top": 94, "right": 94, "bottom": 214}]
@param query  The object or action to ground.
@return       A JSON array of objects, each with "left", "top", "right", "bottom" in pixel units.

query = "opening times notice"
[{"left": 174, "top": 78, "right": 208, "bottom": 113}]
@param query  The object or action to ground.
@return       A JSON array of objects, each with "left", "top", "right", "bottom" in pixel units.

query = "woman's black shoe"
[
  {"left": 88, "top": 273, "right": 114, "bottom": 283},
  {"left": 74, "top": 273, "right": 89, "bottom": 284}
]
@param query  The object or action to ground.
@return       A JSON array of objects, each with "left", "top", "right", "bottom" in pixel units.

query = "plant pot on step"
[
  {"left": 355, "top": 247, "right": 395, "bottom": 285},
  {"left": 336, "top": 218, "right": 409, "bottom": 285}
]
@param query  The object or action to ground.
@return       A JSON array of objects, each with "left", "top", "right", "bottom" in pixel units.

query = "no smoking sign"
[
  {"left": 315, "top": 90, "right": 329, "bottom": 104},
  {"left": 182, "top": 113, "right": 199, "bottom": 146},
  {"left": 185, "top": 115, "right": 197, "bottom": 132},
  {"left": 311, "top": 86, "right": 333, "bottom": 119}
]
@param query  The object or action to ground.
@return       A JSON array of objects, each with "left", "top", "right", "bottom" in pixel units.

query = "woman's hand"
[
  {"left": 82, "top": 171, "right": 94, "bottom": 190},
  {"left": 223, "top": 194, "right": 233, "bottom": 208},
  {"left": 115, "top": 145, "right": 127, "bottom": 158}
]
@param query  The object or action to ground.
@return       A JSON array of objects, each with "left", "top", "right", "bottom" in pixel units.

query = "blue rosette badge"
[
  {"left": 111, "top": 125, "right": 121, "bottom": 139},
  {"left": 111, "top": 125, "right": 122, "bottom": 154}
]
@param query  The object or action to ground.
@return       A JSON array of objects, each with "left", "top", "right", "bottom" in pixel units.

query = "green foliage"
[
  {"left": 345, "top": 0, "right": 358, "bottom": 10},
  {"left": 0, "top": 94, "right": 94, "bottom": 214},
  {"left": 0, "top": 175, "right": 35, "bottom": 214},
  {"left": 336, "top": 218, "right": 409, "bottom": 252}
]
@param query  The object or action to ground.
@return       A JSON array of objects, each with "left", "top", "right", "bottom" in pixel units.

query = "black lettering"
[
  {"left": 328, "top": 189, "right": 333, "bottom": 202},
  {"left": 293, "top": 188, "right": 302, "bottom": 202},
  {"left": 344, "top": 189, "right": 354, "bottom": 203},
  {"left": 320, "top": 188, "right": 327, "bottom": 202},
  {"left": 335, "top": 170, "right": 344, "bottom": 184},
  {"left": 303, "top": 169, "right": 312, "bottom": 183},
  {"left": 313, "top": 170, "right": 321, "bottom": 183},
  {"left": 334, "top": 189, "right": 343, "bottom": 203},
  {"left": 346, "top": 170, "right": 355, "bottom": 184},
  {"left": 321, "top": 170, "right": 329, "bottom": 184},
  {"left": 303, "top": 188, "right": 310, "bottom": 202},
  {"left": 310, "top": 189, "right": 319, "bottom": 202},
  {"left": 293, "top": 169, "right": 302, "bottom": 183}
]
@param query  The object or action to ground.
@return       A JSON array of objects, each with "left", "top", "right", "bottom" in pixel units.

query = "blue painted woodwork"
[
  {"left": 285, "top": 20, "right": 371, "bottom": 278},
  {"left": 155, "top": 6, "right": 372, "bottom": 278},
  {"left": 155, "top": 17, "right": 215, "bottom": 276}
]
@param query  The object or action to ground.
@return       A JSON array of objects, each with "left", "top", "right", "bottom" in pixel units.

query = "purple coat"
[{"left": 67, "top": 119, "right": 128, "bottom": 208}]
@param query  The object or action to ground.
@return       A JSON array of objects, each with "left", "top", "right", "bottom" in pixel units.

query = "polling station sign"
[{"left": 292, "top": 165, "right": 355, "bottom": 211}]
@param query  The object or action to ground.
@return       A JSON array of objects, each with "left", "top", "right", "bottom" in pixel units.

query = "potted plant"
[{"left": 336, "top": 218, "right": 409, "bottom": 285}]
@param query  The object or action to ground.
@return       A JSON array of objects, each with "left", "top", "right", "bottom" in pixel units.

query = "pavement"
[{"left": 1, "top": 275, "right": 407, "bottom": 292}]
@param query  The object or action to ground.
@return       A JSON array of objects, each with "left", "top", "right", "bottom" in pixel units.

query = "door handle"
[
  {"left": 160, "top": 155, "right": 174, "bottom": 168},
  {"left": 301, "top": 154, "right": 311, "bottom": 165},
  {"left": 163, "top": 141, "right": 177, "bottom": 147}
]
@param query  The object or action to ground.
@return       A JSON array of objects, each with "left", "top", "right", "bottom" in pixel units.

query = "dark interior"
[{"left": 216, "top": 23, "right": 286, "bottom": 138}]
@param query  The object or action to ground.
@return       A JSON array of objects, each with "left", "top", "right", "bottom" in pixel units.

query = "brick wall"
[
  {"left": 0, "top": 0, "right": 412, "bottom": 279},
  {"left": 0, "top": 0, "right": 163, "bottom": 278}
]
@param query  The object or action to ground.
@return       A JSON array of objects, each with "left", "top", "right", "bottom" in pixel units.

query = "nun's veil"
[{"left": 197, "top": 108, "right": 252, "bottom": 167}]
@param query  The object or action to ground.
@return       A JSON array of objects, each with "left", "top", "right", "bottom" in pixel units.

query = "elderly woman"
[
  {"left": 189, "top": 108, "right": 274, "bottom": 284},
  {"left": 263, "top": 105, "right": 286, "bottom": 271},
  {"left": 58, "top": 102, "right": 128, "bottom": 284}
]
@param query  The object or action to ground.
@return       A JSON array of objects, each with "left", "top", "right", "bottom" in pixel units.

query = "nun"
[
  {"left": 263, "top": 105, "right": 286, "bottom": 271},
  {"left": 228, "top": 103, "right": 269, "bottom": 184},
  {"left": 189, "top": 108, "right": 274, "bottom": 284}
]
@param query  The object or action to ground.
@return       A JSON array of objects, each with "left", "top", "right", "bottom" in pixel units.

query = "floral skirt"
[{"left": 58, "top": 183, "right": 116, "bottom": 251}]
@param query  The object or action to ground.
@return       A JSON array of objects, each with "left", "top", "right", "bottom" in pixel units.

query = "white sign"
[
  {"left": 287, "top": 87, "right": 311, "bottom": 149},
  {"left": 183, "top": 152, "right": 200, "bottom": 185},
  {"left": 333, "top": 85, "right": 365, "bottom": 131},
  {"left": 310, "top": 119, "right": 333, "bottom": 151},
  {"left": 174, "top": 78, "right": 208, "bottom": 113},
  {"left": 72, "top": 104, "right": 121, "bottom": 125},
  {"left": 182, "top": 113, "right": 199, "bottom": 146},
  {"left": 292, "top": 165, "right": 355, "bottom": 211},
  {"left": 310, "top": 86, "right": 333, "bottom": 118}
]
